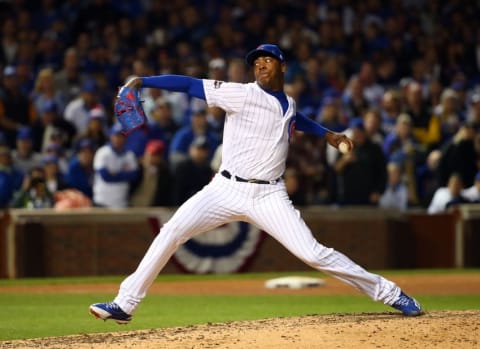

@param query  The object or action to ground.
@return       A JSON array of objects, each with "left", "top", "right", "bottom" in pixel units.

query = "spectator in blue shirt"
[
  {"left": 65, "top": 139, "right": 95, "bottom": 198},
  {"left": 169, "top": 109, "right": 219, "bottom": 172}
]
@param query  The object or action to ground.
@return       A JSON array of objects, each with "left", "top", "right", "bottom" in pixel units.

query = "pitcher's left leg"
[{"left": 248, "top": 189, "right": 400, "bottom": 305}]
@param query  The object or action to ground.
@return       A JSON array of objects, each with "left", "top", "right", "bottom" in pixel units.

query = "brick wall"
[{"left": 3, "top": 206, "right": 478, "bottom": 278}]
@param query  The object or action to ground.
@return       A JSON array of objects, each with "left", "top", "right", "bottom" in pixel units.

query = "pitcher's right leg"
[{"left": 91, "top": 175, "right": 244, "bottom": 319}]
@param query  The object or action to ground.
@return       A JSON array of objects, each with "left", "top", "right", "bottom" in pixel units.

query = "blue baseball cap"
[
  {"left": 76, "top": 138, "right": 95, "bottom": 152},
  {"left": 41, "top": 154, "right": 58, "bottom": 165},
  {"left": 82, "top": 79, "right": 98, "bottom": 93},
  {"left": 17, "top": 127, "right": 32, "bottom": 140},
  {"left": 109, "top": 123, "right": 124, "bottom": 136},
  {"left": 245, "top": 44, "right": 285, "bottom": 66},
  {"left": 349, "top": 118, "right": 365, "bottom": 130}
]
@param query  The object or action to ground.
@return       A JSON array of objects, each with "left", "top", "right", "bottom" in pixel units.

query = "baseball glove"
[{"left": 114, "top": 86, "right": 147, "bottom": 134}]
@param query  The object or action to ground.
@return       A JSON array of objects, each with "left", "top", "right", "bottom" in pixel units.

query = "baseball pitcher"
[{"left": 90, "top": 44, "right": 422, "bottom": 324}]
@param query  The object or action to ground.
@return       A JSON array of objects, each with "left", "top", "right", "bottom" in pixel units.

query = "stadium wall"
[{"left": 1, "top": 206, "right": 479, "bottom": 278}]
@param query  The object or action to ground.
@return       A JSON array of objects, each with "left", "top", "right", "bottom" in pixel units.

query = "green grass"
[
  {"left": 0, "top": 270, "right": 479, "bottom": 341},
  {"left": 0, "top": 268, "right": 478, "bottom": 286}
]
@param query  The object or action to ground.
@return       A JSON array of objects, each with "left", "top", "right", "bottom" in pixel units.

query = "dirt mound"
[{"left": 2, "top": 310, "right": 479, "bottom": 349}]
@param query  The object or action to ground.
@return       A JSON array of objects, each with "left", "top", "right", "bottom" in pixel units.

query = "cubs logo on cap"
[{"left": 245, "top": 44, "right": 285, "bottom": 66}]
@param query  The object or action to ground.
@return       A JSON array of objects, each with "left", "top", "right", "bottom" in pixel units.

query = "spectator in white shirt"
[
  {"left": 428, "top": 173, "right": 469, "bottom": 214},
  {"left": 92, "top": 124, "right": 139, "bottom": 208}
]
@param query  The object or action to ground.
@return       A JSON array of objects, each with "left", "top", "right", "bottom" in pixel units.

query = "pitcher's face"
[{"left": 253, "top": 56, "right": 285, "bottom": 91}]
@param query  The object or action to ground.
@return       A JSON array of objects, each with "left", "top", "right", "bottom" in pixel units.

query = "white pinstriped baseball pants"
[{"left": 114, "top": 173, "right": 401, "bottom": 315}]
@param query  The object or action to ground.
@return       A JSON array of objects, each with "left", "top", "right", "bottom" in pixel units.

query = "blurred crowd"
[{"left": 1, "top": 0, "right": 480, "bottom": 212}]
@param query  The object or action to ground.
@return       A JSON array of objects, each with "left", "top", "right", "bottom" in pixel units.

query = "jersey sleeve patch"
[{"left": 203, "top": 79, "right": 246, "bottom": 114}]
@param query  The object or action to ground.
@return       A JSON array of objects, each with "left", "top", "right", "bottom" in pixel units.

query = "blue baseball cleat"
[
  {"left": 89, "top": 302, "right": 132, "bottom": 324},
  {"left": 391, "top": 291, "right": 423, "bottom": 316}
]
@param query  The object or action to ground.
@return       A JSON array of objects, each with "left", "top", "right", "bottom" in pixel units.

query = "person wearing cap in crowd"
[
  {"left": 92, "top": 123, "right": 139, "bottom": 208},
  {"left": 382, "top": 113, "right": 421, "bottom": 163},
  {"left": 315, "top": 94, "right": 347, "bottom": 133},
  {"left": 65, "top": 138, "right": 96, "bottom": 199},
  {"left": 12, "top": 126, "right": 43, "bottom": 175},
  {"left": 64, "top": 78, "right": 105, "bottom": 135},
  {"left": 172, "top": 135, "right": 213, "bottom": 205},
  {"left": 381, "top": 113, "right": 423, "bottom": 206},
  {"left": 43, "top": 142, "right": 69, "bottom": 174},
  {"left": 0, "top": 145, "right": 23, "bottom": 208},
  {"left": 334, "top": 117, "right": 387, "bottom": 205},
  {"left": 31, "top": 99, "right": 76, "bottom": 153},
  {"left": 461, "top": 171, "right": 480, "bottom": 203},
  {"left": 74, "top": 106, "right": 108, "bottom": 149},
  {"left": 147, "top": 97, "right": 179, "bottom": 160},
  {"left": 41, "top": 153, "right": 68, "bottom": 194},
  {"left": 169, "top": 108, "right": 220, "bottom": 173},
  {"left": 130, "top": 139, "right": 173, "bottom": 207},
  {"left": 0, "top": 65, "right": 37, "bottom": 148}
]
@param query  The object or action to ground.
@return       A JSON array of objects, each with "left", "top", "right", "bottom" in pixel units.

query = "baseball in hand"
[{"left": 338, "top": 141, "right": 350, "bottom": 154}]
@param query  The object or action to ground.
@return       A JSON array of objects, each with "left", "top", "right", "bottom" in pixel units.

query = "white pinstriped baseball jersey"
[{"left": 203, "top": 80, "right": 295, "bottom": 180}]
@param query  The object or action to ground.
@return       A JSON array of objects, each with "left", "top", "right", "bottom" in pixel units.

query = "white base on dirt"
[{"left": 264, "top": 276, "right": 326, "bottom": 289}]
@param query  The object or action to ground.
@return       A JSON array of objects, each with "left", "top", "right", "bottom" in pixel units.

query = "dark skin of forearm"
[{"left": 326, "top": 131, "right": 354, "bottom": 152}]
